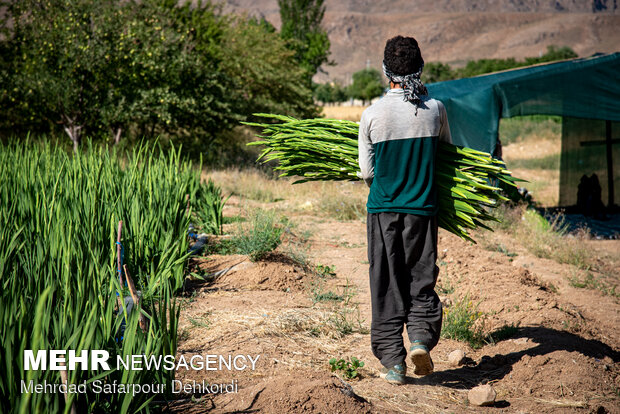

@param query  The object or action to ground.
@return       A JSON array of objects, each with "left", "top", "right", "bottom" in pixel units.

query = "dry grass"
[
  {"left": 492, "top": 204, "right": 596, "bottom": 271},
  {"left": 206, "top": 169, "right": 368, "bottom": 220},
  {"left": 321, "top": 105, "right": 367, "bottom": 122}
]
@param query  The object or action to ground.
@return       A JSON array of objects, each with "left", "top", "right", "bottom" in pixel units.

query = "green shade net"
[
  {"left": 426, "top": 53, "right": 620, "bottom": 155},
  {"left": 427, "top": 53, "right": 620, "bottom": 207}
]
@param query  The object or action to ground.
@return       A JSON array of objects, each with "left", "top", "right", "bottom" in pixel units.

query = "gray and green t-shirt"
[{"left": 358, "top": 89, "right": 452, "bottom": 216}]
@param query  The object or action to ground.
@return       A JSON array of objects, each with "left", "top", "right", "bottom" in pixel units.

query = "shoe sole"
[{"left": 410, "top": 348, "right": 433, "bottom": 376}]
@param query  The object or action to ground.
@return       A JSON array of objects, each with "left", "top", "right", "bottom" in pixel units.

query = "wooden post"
[
  {"left": 124, "top": 264, "right": 148, "bottom": 332},
  {"left": 606, "top": 120, "right": 615, "bottom": 207},
  {"left": 59, "top": 362, "right": 77, "bottom": 414}
]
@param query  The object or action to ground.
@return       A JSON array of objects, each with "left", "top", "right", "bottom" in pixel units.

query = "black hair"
[{"left": 383, "top": 36, "right": 424, "bottom": 76}]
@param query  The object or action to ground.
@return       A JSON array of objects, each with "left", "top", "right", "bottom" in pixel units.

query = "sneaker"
[
  {"left": 409, "top": 341, "right": 434, "bottom": 376},
  {"left": 379, "top": 363, "right": 407, "bottom": 385}
]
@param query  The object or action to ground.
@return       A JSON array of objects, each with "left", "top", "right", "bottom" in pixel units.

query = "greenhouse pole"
[{"left": 606, "top": 121, "right": 614, "bottom": 207}]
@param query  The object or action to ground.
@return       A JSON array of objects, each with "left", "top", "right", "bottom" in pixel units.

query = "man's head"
[{"left": 383, "top": 36, "right": 424, "bottom": 76}]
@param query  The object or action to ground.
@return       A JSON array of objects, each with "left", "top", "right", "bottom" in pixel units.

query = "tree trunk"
[
  {"left": 62, "top": 116, "right": 83, "bottom": 152},
  {"left": 113, "top": 127, "right": 122, "bottom": 145}
]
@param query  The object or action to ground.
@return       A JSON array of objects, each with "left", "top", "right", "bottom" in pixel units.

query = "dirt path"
[{"left": 171, "top": 198, "right": 619, "bottom": 413}]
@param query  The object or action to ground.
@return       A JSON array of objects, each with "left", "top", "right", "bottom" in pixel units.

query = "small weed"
[
  {"left": 329, "top": 356, "right": 364, "bottom": 380},
  {"left": 209, "top": 209, "right": 283, "bottom": 261},
  {"left": 338, "top": 241, "right": 363, "bottom": 248},
  {"left": 313, "top": 290, "right": 344, "bottom": 303},
  {"left": 179, "top": 290, "right": 199, "bottom": 310},
  {"left": 441, "top": 296, "right": 486, "bottom": 349},
  {"left": 310, "top": 278, "right": 340, "bottom": 303},
  {"left": 491, "top": 243, "right": 518, "bottom": 258},
  {"left": 329, "top": 281, "right": 368, "bottom": 335},
  {"left": 284, "top": 244, "right": 311, "bottom": 270},
  {"left": 437, "top": 275, "right": 455, "bottom": 295},
  {"left": 569, "top": 271, "right": 619, "bottom": 298},
  {"left": 188, "top": 314, "right": 211, "bottom": 329},
  {"left": 315, "top": 263, "right": 336, "bottom": 278},
  {"left": 296, "top": 229, "right": 313, "bottom": 244},
  {"left": 309, "top": 276, "right": 351, "bottom": 304}
]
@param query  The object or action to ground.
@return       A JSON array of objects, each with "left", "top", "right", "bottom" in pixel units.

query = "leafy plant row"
[{"left": 0, "top": 142, "right": 222, "bottom": 413}]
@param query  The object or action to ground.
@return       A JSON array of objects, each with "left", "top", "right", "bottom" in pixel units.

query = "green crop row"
[{"left": 0, "top": 142, "right": 222, "bottom": 413}]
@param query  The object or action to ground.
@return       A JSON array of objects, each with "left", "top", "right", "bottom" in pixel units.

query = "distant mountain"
[{"left": 220, "top": 0, "right": 620, "bottom": 83}]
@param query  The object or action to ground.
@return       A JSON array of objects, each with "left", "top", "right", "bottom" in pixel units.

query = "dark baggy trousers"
[{"left": 367, "top": 212, "right": 443, "bottom": 368}]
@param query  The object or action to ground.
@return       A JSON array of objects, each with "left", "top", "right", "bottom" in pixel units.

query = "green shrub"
[
  {"left": 441, "top": 296, "right": 486, "bottom": 348},
  {"left": 232, "top": 210, "right": 283, "bottom": 261},
  {"left": 329, "top": 357, "right": 364, "bottom": 380}
]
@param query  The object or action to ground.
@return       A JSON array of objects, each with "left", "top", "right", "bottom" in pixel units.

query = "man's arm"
[
  {"left": 438, "top": 101, "right": 452, "bottom": 144},
  {"left": 358, "top": 111, "right": 374, "bottom": 187}
]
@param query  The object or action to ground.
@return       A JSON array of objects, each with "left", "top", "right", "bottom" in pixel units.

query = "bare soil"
[{"left": 169, "top": 191, "right": 619, "bottom": 413}]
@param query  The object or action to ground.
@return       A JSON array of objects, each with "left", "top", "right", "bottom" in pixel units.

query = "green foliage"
[
  {"left": 196, "top": 180, "right": 228, "bottom": 235},
  {"left": 441, "top": 296, "right": 486, "bottom": 349},
  {"left": 313, "top": 82, "right": 347, "bottom": 104},
  {"left": 0, "top": 0, "right": 319, "bottom": 152},
  {"left": 422, "top": 62, "right": 456, "bottom": 84},
  {"left": 227, "top": 210, "right": 284, "bottom": 261},
  {"left": 328, "top": 356, "right": 364, "bottom": 379},
  {"left": 278, "top": 0, "right": 331, "bottom": 79},
  {"left": 508, "top": 153, "right": 560, "bottom": 171},
  {"left": 422, "top": 45, "right": 578, "bottom": 84},
  {"left": 568, "top": 272, "right": 618, "bottom": 298},
  {"left": 220, "top": 17, "right": 320, "bottom": 122},
  {"left": 314, "top": 263, "right": 336, "bottom": 278},
  {"left": 1, "top": 0, "right": 236, "bottom": 149},
  {"left": 347, "top": 68, "right": 384, "bottom": 104},
  {"left": 0, "top": 141, "right": 220, "bottom": 412}
]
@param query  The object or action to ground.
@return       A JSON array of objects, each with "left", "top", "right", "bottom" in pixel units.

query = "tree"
[
  {"left": 4, "top": 0, "right": 116, "bottom": 150},
  {"left": 278, "top": 0, "right": 331, "bottom": 81},
  {"left": 347, "top": 69, "right": 384, "bottom": 105},
  {"left": 219, "top": 16, "right": 319, "bottom": 122},
  {"left": 0, "top": 0, "right": 322, "bottom": 152},
  {"left": 314, "top": 82, "right": 347, "bottom": 104},
  {"left": 1, "top": 0, "right": 238, "bottom": 150},
  {"left": 422, "top": 62, "right": 456, "bottom": 84}
]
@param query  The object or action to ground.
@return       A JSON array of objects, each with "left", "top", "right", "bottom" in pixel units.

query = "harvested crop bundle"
[{"left": 245, "top": 114, "right": 520, "bottom": 242}]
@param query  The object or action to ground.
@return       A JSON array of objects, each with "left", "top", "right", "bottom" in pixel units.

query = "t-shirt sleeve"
[
  {"left": 358, "top": 110, "right": 374, "bottom": 187},
  {"left": 437, "top": 100, "right": 452, "bottom": 144}
]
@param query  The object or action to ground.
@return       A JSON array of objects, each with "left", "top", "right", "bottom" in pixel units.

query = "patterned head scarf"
[{"left": 382, "top": 61, "right": 428, "bottom": 114}]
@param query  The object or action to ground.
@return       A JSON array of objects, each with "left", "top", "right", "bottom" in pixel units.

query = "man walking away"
[{"left": 358, "top": 35, "right": 452, "bottom": 385}]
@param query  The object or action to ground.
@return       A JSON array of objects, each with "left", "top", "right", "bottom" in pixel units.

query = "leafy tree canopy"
[
  {"left": 347, "top": 68, "right": 384, "bottom": 105},
  {"left": 278, "top": 0, "right": 331, "bottom": 80},
  {"left": 0, "top": 0, "right": 318, "bottom": 152},
  {"left": 422, "top": 45, "right": 579, "bottom": 84}
]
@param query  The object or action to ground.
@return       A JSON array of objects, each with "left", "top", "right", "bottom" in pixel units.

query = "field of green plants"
[{"left": 0, "top": 142, "right": 224, "bottom": 413}]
